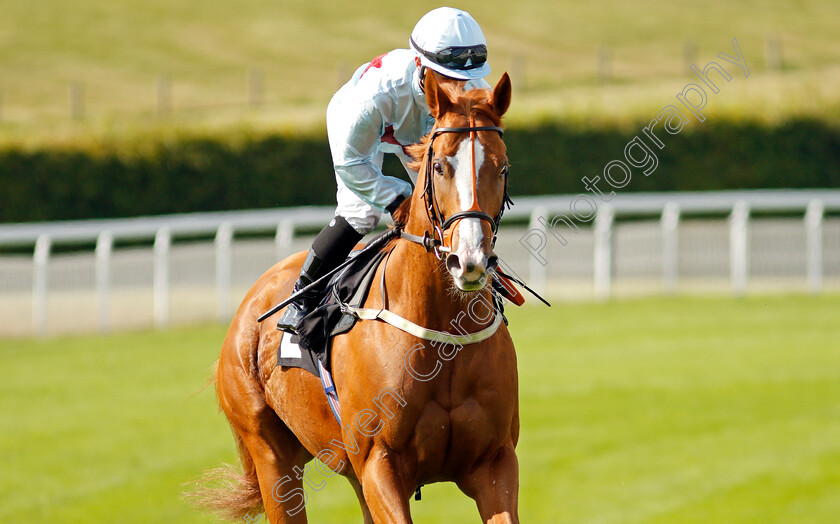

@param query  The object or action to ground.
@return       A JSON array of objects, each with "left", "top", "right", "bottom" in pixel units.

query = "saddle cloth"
[{"left": 277, "top": 244, "right": 389, "bottom": 375}]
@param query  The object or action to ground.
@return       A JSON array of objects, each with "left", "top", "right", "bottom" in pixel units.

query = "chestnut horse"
[{"left": 200, "top": 72, "right": 518, "bottom": 523}]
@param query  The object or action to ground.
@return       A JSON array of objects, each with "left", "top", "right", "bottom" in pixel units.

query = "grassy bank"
[{"left": 1, "top": 0, "right": 839, "bottom": 145}]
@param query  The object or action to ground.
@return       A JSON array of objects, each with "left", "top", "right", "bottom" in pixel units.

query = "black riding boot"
[{"left": 276, "top": 216, "right": 363, "bottom": 333}]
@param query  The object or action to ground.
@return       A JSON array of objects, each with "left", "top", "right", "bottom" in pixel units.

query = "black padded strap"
[
  {"left": 441, "top": 210, "right": 497, "bottom": 232},
  {"left": 432, "top": 126, "right": 504, "bottom": 137}
]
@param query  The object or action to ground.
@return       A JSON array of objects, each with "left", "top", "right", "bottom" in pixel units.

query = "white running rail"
[{"left": 1, "top": 189, "right": 839, "bottom": 337}]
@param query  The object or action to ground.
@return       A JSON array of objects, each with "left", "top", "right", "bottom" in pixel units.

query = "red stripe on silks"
[
  {"left": 381, "top": 125, "right": 399, "bottom": 145},
  {"left": 382, "top": 125, "right": 411, "bottom": 155},
  {"left": 361, "top": 53, "right": 387, "bottom": 77}
]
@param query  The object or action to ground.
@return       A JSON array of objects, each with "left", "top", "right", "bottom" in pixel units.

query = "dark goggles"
[{"left": 411, "top": 37, "right": 487, "bottom": 71}]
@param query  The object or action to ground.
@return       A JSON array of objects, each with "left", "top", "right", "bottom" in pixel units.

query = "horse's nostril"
[
  {"left": 446, "top": 253, "right": 461, "bottom": 274},
  {"left": 487, "top": 255, "right": 499, "bottom": 272}
]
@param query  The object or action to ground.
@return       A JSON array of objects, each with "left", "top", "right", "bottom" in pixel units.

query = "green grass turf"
[
  {"left": 1, "top": 294, "right": 839, "bottom": 522},
  {"left": 1, "top": 0, "right": 839, "bottom": 144}
]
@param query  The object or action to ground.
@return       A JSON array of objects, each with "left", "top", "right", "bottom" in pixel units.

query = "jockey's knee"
[{"left": 340, "top": 213, "right": 380, "bottom": 236}]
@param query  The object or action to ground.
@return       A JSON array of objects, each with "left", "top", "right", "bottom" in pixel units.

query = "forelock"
[{"left": 407, "top": 87, "right": 504, "bottom": 171}]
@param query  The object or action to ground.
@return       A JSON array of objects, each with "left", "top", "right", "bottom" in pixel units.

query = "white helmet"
[{"left": 409, "top": 7, "right": 491, "bottom": 81}]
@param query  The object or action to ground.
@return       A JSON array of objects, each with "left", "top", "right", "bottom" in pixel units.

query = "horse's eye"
[
  {"left": 500, "top": 164, "right": 509, "bottom": 177},
  {"left": 433, "top": 162, "right": 443, "bottom": 175}
]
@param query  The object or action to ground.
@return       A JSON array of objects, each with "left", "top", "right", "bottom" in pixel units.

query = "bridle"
[{"left": 409, "top": 115, "right": 513, "bottom": 259}]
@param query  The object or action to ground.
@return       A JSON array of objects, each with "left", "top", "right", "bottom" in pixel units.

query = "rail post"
[
  {"left": 805, "top": 199, "right": 824, "bottom": 294},
  {"left": 593, "top": 204, "right": 614, "bottom": 301},
  {"left": 528, "top": 207, "right": 548, "bottom": 295},
  {"left": 69, "top": 82, "right": 84, "bottom": 120},
  {"left": 215, "top": 222, "right": 234, "bottom": 322},
  {"left": 661, "top": 202, "right": 680, "bottom": 295},
  {"left": 153, "top": 227, "right": 171, "bottom": 328},
  {"left": 248, "top": 68, "right": 263, "bottom": 108},
  {"left": 729, "top": 200, "right": 750, "bottom": 296},
  {"left": 156, "top": 74, "right": 171, "bottom": 117},
  {"left": 275, "top": 219, "right": 294, "bottom": 262},
  {"left": 33, "top": 234, "right": 51, "bottom": 337},
  {"left": 95, "top": 231, "right": 113, "bottom": 332}
]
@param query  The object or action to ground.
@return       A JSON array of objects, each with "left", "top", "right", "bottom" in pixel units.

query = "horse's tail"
[
  {"left": 184, "top": 425, "right": 264, "bottom": 520},
  {"left": 187, "top": 263, "right": 300, "bottom": 520},
  {"left": 185, "top": 345, "right": 265, "bottom": 519}
]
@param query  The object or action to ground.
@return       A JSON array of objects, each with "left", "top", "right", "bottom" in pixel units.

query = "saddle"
[{"left": 277, "top": 244, "right": 389, "bottom": 375}]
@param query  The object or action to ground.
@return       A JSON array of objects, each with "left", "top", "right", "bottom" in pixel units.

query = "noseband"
[{"left": 417, "top": 116, "right": 511, "bottom": 259}]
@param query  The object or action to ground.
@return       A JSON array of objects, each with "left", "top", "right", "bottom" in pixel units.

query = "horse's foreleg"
[
  {"left": 358, "top": 448, "right": 413, "bottom": 524},
  {"left": 457, "top": 442, "right": 520, "bottom": 524},
  {"left": 348, "top": 477, "right": 374, "bottom": 524}
]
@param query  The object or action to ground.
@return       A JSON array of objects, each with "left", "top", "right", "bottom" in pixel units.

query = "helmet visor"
[{"left": 410, "top": 37, "right": 487, "bottom": 71}]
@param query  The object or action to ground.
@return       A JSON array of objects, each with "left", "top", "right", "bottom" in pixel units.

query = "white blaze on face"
[{"left": 446, "top": 138, "right": 486, "bottom": 285}]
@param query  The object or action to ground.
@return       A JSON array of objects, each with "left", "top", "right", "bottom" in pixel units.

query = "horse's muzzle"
[{"left": 446, "top": 250, "right": 496, "bottom": 291}]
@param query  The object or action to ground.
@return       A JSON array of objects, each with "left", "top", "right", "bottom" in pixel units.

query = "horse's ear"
[
  {"left": 490, "top": 72, "right": 512, "bottom": 117},
  {"left": 425, "top": 69, "right": 452, "bottom": 119}
]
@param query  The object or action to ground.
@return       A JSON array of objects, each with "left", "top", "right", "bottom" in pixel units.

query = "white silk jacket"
[{"left": 326, "top": 49, "right": 490, "bottom": 212}]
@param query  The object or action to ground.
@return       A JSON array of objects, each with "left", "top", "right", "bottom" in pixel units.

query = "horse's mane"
[
  {"left": 390, "top": 197, "right": 412, "bottom": 228},
  {"left": 391, "top": 86, "right": 503, "bottom": 229}
]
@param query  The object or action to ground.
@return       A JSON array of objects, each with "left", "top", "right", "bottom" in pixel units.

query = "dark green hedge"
[
  {"left": 0, "top": 136, "right": 336, "bottom": 223},
  {"left": 1, "top": 118, "right": 838, "bottom": 223},
  {"left": 503, "top": 118, "right": 840, "bottom": 195}
]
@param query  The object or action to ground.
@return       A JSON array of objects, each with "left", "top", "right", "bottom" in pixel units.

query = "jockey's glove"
[{"left": 386, "top": 194, "right": 408, "bottom": 215}]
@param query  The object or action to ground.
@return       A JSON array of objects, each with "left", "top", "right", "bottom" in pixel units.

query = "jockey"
[{"left": 277, "top": 7, "right": 493, "bottom": 333}]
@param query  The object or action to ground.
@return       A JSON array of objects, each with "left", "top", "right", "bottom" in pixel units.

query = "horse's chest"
[{"left": 406, "top": 391, "right": 513, "bottom": 479}]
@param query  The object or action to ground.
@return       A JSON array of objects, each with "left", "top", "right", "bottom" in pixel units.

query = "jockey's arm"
[{"left": 327, "top": 100, "right": 413, "bottom": 213}]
